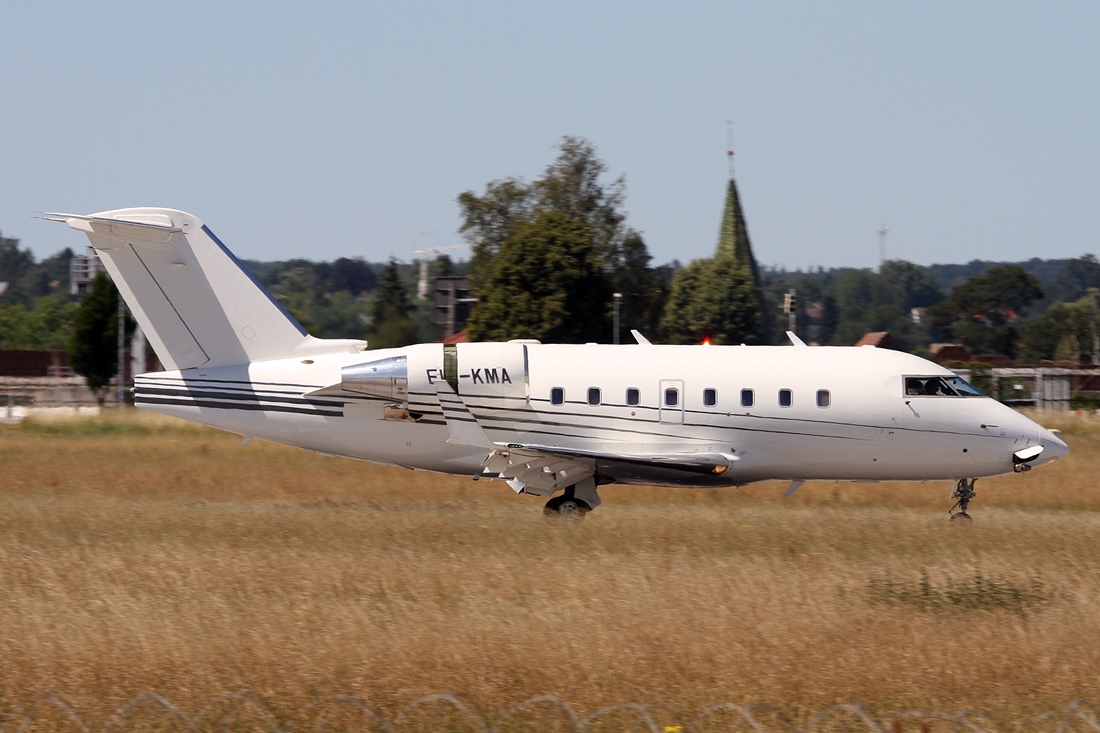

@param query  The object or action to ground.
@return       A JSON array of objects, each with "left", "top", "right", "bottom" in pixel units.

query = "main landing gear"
[
  {"left": 543, "top": 477, "right": 601, "bottom": 520},
  {"left": 543, "top": 494, "right": 591, "bottom": 519},
  {"left": 949, "top": 478, "right": 977, "bottom": 524}
]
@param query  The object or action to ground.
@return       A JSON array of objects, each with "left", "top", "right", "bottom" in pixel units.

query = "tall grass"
[{"left": 1, "top": 409, "right": 1099, "bottom": 722}]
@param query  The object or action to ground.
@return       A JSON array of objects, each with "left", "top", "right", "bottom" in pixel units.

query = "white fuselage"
[
  {"left": 133, "top": 341, "right": 1067, "bottom": 489},
  {"left": 52, "top": 207, "right": 1065, "bottom": 497}
]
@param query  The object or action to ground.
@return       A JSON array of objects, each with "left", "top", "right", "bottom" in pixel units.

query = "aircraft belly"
[{"left": 137, "top": 395, "right": 484, "bottom": 475}]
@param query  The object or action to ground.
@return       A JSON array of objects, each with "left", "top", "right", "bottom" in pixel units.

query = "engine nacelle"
[{"left": 341, "top": 355, "right": 408, "bottom": 401}]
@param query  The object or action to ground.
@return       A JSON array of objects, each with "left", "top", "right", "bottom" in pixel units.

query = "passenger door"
[{"left": 658, "top": 379, "right": 684, "bottom": 424}]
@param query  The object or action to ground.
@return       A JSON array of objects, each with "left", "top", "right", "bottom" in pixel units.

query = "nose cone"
[{"left": 1038, "top": 428, "right": 1069, "bottom": 464}]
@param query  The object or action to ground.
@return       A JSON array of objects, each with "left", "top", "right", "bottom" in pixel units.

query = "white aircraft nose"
[{"left": 1039, "top": 428, "right": 1069, "bottom": 463}]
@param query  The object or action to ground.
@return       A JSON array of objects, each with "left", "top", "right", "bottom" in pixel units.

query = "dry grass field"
[{"left": 2, "top": 409, "right": 1100, "bottom": 724}]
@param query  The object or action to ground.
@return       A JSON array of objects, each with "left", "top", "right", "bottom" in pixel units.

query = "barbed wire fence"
[{"left": 0, "top": 693, "right": 1097, "bottom": 733}]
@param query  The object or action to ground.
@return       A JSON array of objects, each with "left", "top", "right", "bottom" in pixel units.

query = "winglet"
[
  {"left": 787, "top": 331, "right": 807, "bottom": 347},
  {"left": 434, "top": 380, "right": 493, "bottom": 448},
  {"left": 631, "top": 330, "right": 652, "bottom": 346}
]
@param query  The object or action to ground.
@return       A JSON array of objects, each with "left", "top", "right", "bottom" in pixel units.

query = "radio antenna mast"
[
  {"left": 878, "top": 225, "right": 888, "bottom": 271},
  {"left": 726, "top": 119, "right": 735, "bottom": 179}
]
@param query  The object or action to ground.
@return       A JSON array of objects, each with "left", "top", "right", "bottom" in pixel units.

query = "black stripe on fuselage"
[
  {"left": 139, "top": 376, "right": 324, "bottom": 390},
  {"left": 137, "top": 386, "right": 346, "bottom": 409},
  {"left": 135, "top": 395, "right": 343, "bottom": 417}
]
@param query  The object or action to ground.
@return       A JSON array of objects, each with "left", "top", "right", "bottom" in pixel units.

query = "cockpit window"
[
  {"left": 905, "top": 377, "right": 956, "bottom": 396},
  {"left": 945, "top": 376, "right": 985, "bottom": 397},
  {"left": 904, "top": 376, "right": 985, "bottom": 397}
]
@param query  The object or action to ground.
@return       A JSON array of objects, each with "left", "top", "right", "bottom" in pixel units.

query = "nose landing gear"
[{"left": 949, "top": 478, "right": 977, "bottom": 524}]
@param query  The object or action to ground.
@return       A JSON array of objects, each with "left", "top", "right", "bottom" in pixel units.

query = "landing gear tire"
[
  {"left": 543, "top": 496, "right": 591, "bottom": 520},
  {"left": 949, "top": 478, "right": 977, "bottom": 523}
]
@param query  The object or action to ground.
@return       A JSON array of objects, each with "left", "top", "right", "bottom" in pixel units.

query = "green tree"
[
  {"left": 534, "top": 137, "right": 626, "bottom": 263},
  {"left": 0, "top": 298, "right": 76, "bottom": 350},
  {"left": 459, "top": 137, "right": 660, "bottom": 341},
  {"left": 458, "top": 178, "right": 535, "bottom": 294},
  {"left": 879, "top": 259, "right": 944, "bottom": 310},
  {"left": 928, "top": 264, "right": 1043, "bottom": 357},
  {"left": 327, "top": 257, "right": 375, "bottom": 295},
  {"left": 367, "top": 259, "right": 419, "bottom": 348},
  {"left": 1050, "top": 254, "right": 1100, "bottom": 303},
  {"left": 466, "top": 212, "right": 610, "bottom": 342},
  {"left": 0, "top": 234, "right": 74, "bottom": 306},
  {"left": 433, "top": 254, "right": 455, "bottom": 278},
  {"left": 22, "top": 297, "right": 77, "bottom": 349},
  {"left": 614, "top": 231, "right": 667, "bottom": 337},
  {"left": 0, "top": 304, "right": 33, "bottom": 348},
  {"left": 0, "top": 234, "right": 36, "bottom": 306},
  {"left": 658, "top": 256, "right": 761, "bottom": 345},
  {"left": 1019, "top": 291, "right": 1100, "bottom": 363},
  {"left": 68, "top": 273, "right": 134, "bottom": 403}
]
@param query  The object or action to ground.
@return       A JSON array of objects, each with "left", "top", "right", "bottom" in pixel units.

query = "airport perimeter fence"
[{"left": 1, "top": 693, "right": 1098, "bottom": 733}]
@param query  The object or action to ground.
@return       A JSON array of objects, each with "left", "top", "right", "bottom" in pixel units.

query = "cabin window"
[
  {"left": 779, "top": 389, "right": 793, "bottom": 407},
  {"left": 626, "top": 387, "right": 640, "bottom": 406},
  {"left": 587, "top": 387, "right": 601, "bottom": 406},
  {"left": 741, "top": 389, "right": 754, "bottom": 408},
  {"left": 703, "top": 388, "right": 718, "bottom": 407},
  {"left": 550, "top": 387, "right": 564, "bottom": 405},
  {"left": 817, "top": 389, "right": 831, "bottom": 408},
  {"left": 664, "top": 387, "right": 679, "bottom": 407}
]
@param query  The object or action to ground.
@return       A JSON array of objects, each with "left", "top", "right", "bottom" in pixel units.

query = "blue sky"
[{"left": 2, "top": 1, "right": 1097, "bottom": 270}]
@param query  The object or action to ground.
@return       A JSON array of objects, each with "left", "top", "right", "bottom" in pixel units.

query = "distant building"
[
  {"left": 70, "top": 246, "right": 108, "bottom": 296},
  {"left": 972, "top": 354, "right": 1015, "bottom": 367},
  {"left": 432, "top": 277, "right": 477, "bottom": 339},
  {"left": 0, "top": 350, "right": 73, "bottom": 378},
  {"left": 855, "top": 331, "right": 907, "bottom": 352},
  {"left": 442, "top": 329, "right": 469, "bottom": 345},
  {"left": 930, "top": 343, "right": 973, "bottom": 363}
]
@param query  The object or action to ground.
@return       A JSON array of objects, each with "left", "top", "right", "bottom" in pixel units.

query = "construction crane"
[{"left": 414, "top": 245, "right": 468, "bottom": 300}]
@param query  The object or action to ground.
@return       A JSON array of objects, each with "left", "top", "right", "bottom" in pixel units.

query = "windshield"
[
  {"left": 945, "top": 376, "right": 985, "bottom": 396},
  {"left": 904, "top": 376, "right": 986, "bottom": 397}
]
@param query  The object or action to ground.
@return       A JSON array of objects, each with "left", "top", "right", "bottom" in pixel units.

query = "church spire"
[{"left": 715, "top": 172, "right": 761, "bottom": 291}]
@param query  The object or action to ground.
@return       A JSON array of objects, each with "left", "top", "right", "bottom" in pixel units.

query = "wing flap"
[{"left": 432, "top": 380, "right": 741, "bottom": 495}]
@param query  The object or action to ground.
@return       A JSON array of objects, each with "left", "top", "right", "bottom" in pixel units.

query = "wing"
[{"left": 434, "top": 381, "right": 738, "bottom": 496}]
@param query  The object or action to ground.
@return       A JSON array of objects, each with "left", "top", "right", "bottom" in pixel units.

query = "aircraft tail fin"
[{"left": 47, "top": 208, "right": 364, "bottom": 370}]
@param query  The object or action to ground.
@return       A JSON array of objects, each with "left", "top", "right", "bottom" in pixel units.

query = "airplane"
[{"left": 46, "top": 207, "right": 1068, "bottom": 522}]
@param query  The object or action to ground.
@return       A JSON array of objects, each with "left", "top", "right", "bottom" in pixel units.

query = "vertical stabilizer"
[{"left": 48, "top": 208, "right": 362, "bottom": 369}]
